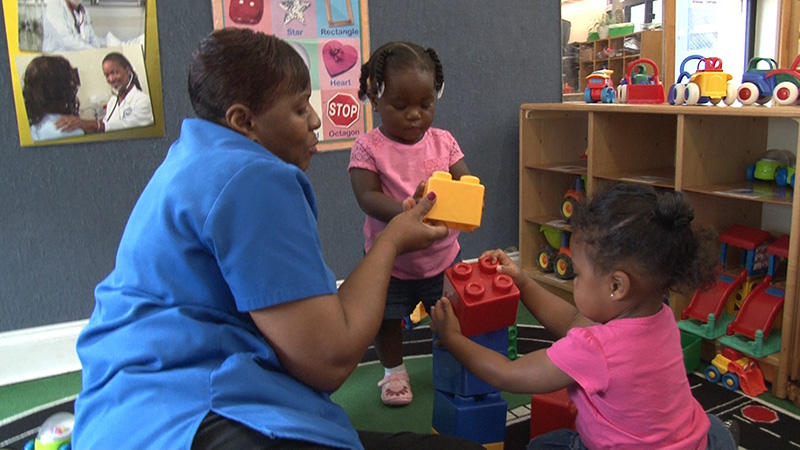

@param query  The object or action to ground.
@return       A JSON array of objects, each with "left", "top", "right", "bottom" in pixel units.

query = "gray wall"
[{"left": 0, "top": 1, "right": 560, "bottom": 332}]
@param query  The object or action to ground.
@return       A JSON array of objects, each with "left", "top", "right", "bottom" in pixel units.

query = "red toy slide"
[
  {"left": 726, "top": 276, "right": 785, "bottom": 340},
  {"left": 682, "top": 269, "right": 747, "bottom": 323}
]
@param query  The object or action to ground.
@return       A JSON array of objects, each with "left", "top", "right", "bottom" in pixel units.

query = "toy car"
[
  {"left": 23, "top": 412, "right": 73, "bottom": 450},
  {"left": 736, "top": 57, "right": 778, "bottom": 105},
  {"left": 746, "top": 149, "right": 796, "bottom": 187},
  {"left": 584, "top": 69, "right": 616, "bottom": 103},
  {"left": 704, "top": 346, "right": 767, "bottom": 396},
  {"left": 765, "top": 54, "right": 800, "bottom": 106},
  {"left": 685, "top": 57, "right": 736, "bottom": 105},
  {"left": 669, "top": 54, "right": 711, "bottom": 105},
  {"left": 616, "top": 58, "right": 665, "bottom": 104},
  {"left": 537, "top": 224, "right": 575, "bottom": 280}
]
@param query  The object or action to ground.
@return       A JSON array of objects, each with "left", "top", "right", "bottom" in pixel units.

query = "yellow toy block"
[{"left": 423, "top": 171, "right": 484, "bottom": 232}]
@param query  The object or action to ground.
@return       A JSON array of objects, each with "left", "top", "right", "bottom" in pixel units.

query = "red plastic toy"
[
  {"left": 616, "top": 58, "right": 665, "bottom": 104},
  {"left": 530, "top": 389, "right": 577, "bottom": 439},
  {"left": 443, "top": 256, "right": 520, "bottom": 337}
]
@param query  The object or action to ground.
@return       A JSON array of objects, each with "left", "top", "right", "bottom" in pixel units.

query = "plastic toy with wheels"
[
  {"left": 736, "top": 57, "right": 779, "bottom": 105},
  {"left": 704, "top": 346, "right": 767, "bottom": 397},
  {"left": 683, "top": 57, "right": 736, "bottom": 105},
  {"left": 764, "top": 53, "right": 800, "bottom": 105},
  {"left": 24, "top": 412, "right": 73, "bottom": 450},
  {"left": 616, "top": 58, "right": 665, "bottom": 104},
  {"left": 669, "top": 54, "right": 711, "bottom": 105},
  {"left": 584, "top": 69, "right": 616, "bottom": 103},
  {"left": 537, "top": 224, "right": 575, "bottom": 280},
  {"left": 560, "top": 175, "right": 585, "bottom": 221},
  {"left": 746, "top": 149, "right": 796, "bottom": 188}
]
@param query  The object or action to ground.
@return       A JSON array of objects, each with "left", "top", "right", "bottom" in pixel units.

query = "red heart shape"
[{"left": 322, "top": 40, "right": 358, "bottom": 78}]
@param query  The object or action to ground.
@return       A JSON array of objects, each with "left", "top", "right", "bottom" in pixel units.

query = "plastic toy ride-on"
[
  {"left": 736, "top": 57, "right": 779, "bottom": 105},
  {"left": 584, "top": 69, "right": 616, "bottom": 103},
  {"left": 24, "top": 412, "right": 73, "bottom": 450},
  {"left": 616, "top": 58, "right": 665, "bottom": 104},
  {"left": 669, "top": 54, "right": 711, "bottom": 105},
  {"left": 537, "top": 224, "right": 575, "bottom": 280},
  {"left": 765, "top": 53, "right": 800, "bottom": 106},
  {"left": 746, "top": 149, "right": 796, "bottom": 188},
  {"left": 683, "top": 57, "right": 736, "bottom": 105},
  {"left": 704, "top": 346, "right": 767, "bottom": 397}
]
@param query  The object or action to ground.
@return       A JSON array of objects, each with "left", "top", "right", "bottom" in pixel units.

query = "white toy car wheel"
[
  {"left": 723, "top": 82, "right": 738, "bottom": 106},
  {"left": 685, "top": 83, "right": 701, "bottom": 105},
  {"left": 737, "top": 82, "right": 759, "bottom": 105},
  {"left": 773, "top": 81, "right": 799, "bottom": 106}
]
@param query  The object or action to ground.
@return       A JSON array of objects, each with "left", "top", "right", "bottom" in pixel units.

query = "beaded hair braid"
[{"left": 358, "top": 41, "right": 444, "bottom": 102}]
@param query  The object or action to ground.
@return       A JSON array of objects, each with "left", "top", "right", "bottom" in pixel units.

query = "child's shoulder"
[
  {"left": 353, "top": 127, "right": 387, "bottom": 149},
  {"left": 426, "top": 127, "right": 456, "bottom": 142}
]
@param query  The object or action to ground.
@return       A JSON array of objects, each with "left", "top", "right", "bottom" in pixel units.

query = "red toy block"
[
  {"left": 530, "top": 389, "right": 577, "bottom": 439},
  {"left": 443, "top": 256, "right": 520, "bottom": 337}
]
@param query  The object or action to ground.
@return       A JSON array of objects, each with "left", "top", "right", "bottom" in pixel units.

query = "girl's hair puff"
[
  {"left": 570, "top": 183, "right": 718, "bottom": 295},
  {"left": 188, "top": 28, "right": 310, "bottom": 125},
  {"left": 23, "top": 55, "right": 80, "bottom": 126},
  {"left": 358, "top": 41, "right": 444, "bottom": 102}
]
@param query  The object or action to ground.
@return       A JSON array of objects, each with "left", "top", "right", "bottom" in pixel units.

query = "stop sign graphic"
[{"left": 327, "top": 93, "right": 360, "bottom": 128}]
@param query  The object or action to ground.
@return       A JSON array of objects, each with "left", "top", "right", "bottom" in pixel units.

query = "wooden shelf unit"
[
  {"left": 519, "top": 102, "right": 800, "bottom": 399},
  {"left": 578, "top": 30, "right": 663, "bottom": 92}
]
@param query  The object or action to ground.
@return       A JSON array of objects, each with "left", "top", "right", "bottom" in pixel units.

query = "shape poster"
[
  {"left": 3, "top": 0, "right": 164, "bottom": 147},
  {"left": 212, "top": 0, "right": 372, "bottom": 151}
]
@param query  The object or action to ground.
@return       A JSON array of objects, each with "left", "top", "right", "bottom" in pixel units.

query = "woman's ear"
[{"left": 225, "top": 103, "right": 254, "bottom": 138}]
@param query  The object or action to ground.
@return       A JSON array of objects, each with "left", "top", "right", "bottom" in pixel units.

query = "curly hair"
[
  {"left": 23, "top": 55, "right": 80, "bottom": 126},
  {"left": 187, "top": 28, "right": 310, "bottom": 125},
  {"left": 569, "top": 183, "right": 718, "bottom": 296},
  {"left": 358, "top": 41, "right": 444, "bottom": 102}
]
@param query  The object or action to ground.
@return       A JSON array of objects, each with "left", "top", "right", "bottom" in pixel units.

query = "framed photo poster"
[
  {"left": 3, "top": 0, "right": 164, "bottom": 147},
  {"left": 211, "top": 0, "right": 372, "bottom": 151}
]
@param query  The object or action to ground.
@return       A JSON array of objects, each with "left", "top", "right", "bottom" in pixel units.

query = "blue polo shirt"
[{"left": 74, "top": 119, "right": 361, "bottom": 449}]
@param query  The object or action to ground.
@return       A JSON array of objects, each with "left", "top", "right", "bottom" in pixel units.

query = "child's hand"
[
  {"left": 429, "top": 297, "right": 463, "bottom": 346},
  {"left": 480, "top": 249, "right": 530, "bottom": 289}
]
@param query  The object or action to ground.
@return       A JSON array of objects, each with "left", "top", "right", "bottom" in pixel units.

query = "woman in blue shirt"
[{"left": 74, "top": 28, "right": 482, "bottom": 450}]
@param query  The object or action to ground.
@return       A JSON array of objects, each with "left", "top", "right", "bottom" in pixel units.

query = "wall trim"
[
  {"left": 0, "top": 320, "right": 88, "bottom": 387},
  {"left": 0, "top": 252, "right": 519, "bottom": 387}
]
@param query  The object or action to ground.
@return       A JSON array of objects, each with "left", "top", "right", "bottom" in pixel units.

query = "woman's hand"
[
  {"left": 429, "top": 297, "right": 463, "bottom": 346},
  {"left": 480, "top": 248, "right": 530, "bottom": 289},
  {"left": 380, "top": 191, "right": 448, "bottom": 256},
  {"left": 55, "top": 115, "right": 102, "bottom": 133}
]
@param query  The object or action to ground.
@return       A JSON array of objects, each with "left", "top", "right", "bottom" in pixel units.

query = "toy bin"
[{"left": 681, "top": 331, "right": 702, "bottom": 373}]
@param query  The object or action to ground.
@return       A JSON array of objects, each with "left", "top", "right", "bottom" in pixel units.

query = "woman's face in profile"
[{"left": 102, "top": 60, "right": 131, "bottom": 92}]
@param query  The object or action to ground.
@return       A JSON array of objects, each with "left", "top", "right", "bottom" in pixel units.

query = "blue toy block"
[
  {"left": 432, "top": 390, "right": 507, "bottom": 444},
  {"left": 433, "top": 328, "right": 508, "bottom": 396}
]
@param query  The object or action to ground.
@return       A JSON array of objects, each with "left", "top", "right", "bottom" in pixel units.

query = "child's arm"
[
  {"left": 349, "top": 168, "right": 406, "bottom": 223},
  {"left": 482, "top": 249, "right": 595, "bottom": 338},
  {"left": 430, "top": 297, "right": 574, "bottom": 394},
  {"left": 449, "top": 159, "right": 471, "bottom": 180}
]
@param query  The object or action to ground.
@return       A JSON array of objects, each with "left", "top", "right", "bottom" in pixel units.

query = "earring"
[{"left": 610, "top": 292, "right": 615, "bottom": 299}]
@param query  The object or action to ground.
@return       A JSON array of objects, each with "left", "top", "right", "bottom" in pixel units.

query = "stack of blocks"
[{"left": 431, "top": 256, "right": 520, "bottom": 449}]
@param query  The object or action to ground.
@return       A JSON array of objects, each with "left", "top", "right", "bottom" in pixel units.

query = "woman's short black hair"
[{"left": 188, "top": 28, "right": 310, "bottom": 124}]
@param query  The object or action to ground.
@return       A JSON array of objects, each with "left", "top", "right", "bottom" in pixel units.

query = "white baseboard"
[
  {"left": 0, "top": 320, "right": 87, "bottom": 387},
  {"left": 0, "top": 251, "right": 519, "bottom": 387}
]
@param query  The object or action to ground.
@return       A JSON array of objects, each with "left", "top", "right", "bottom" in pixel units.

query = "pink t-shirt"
[
  {"left": 348, "top": 127, "right": 464, "bottom": 279},
  {"left": 547, "top": 305, "right": 709, "bottom": 450}
]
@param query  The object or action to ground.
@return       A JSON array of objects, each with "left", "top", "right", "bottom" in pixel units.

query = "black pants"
[{"left": 192, "top": 412, "right": 485, "bottom": 450}]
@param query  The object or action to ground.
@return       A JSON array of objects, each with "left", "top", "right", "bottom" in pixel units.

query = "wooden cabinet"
[
  {"left": 578, "top": 30, "right": 663, "bottom": 92},
  {"left": 519, "top": 102, "right": 799, "bottom": 398}
]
